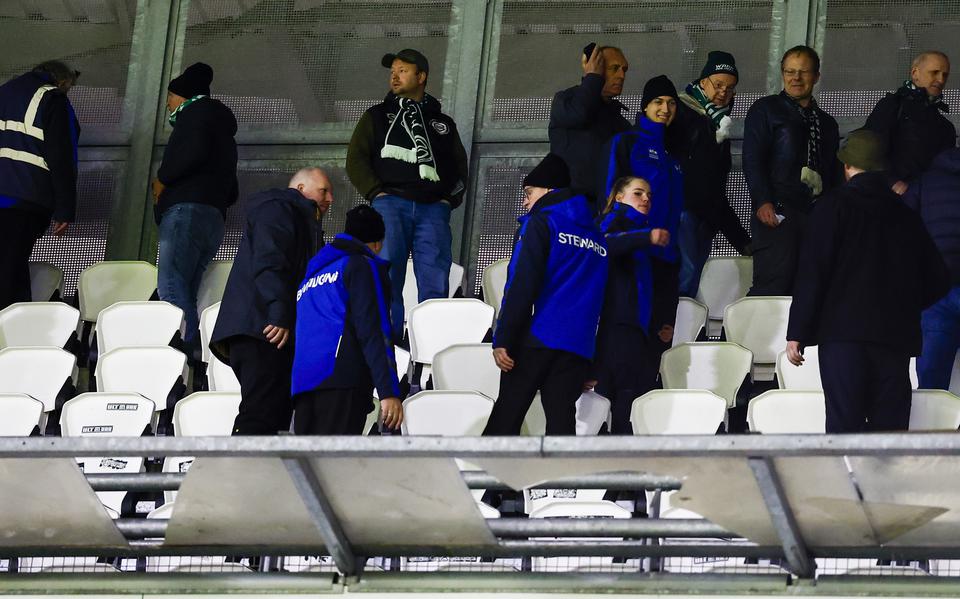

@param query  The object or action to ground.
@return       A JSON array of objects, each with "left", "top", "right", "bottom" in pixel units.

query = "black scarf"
[{"left": 789, "top": 94, "right": 823, "bottom": 171}]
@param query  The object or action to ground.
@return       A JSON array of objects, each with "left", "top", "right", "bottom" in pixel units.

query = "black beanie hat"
[
  {"left": 168, "top": 62, "right": 213, "bottom": 98},
  {"left": 641, "top": 75, "right": 678, "bottom": 109},
  {"left": 699, "top": 50, "right": 739, "bottom": 81},
  {"left": 345, "top": 205, "right": 386, "bottom": 243},
  {"left": 523, "top": 153, "right": 570, "bottom": 189}
]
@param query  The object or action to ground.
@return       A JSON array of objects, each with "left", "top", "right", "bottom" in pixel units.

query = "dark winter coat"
[
  {"left": 903, "top": 147, "right": 960, "bottom": 285},
  {"left": 156, "top": 96, "right": 239, "bottom": 222},
  {"left": 596, "top": 202, "right": 654, "bottom": 332},
  {"left": 787, "top": 171, "right": 949, "bottom": 356}
]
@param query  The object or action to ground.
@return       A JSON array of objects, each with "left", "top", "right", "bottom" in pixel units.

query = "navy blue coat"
[
  {"left": 210, "top": 188, "right": 322, "bottom": 364},
  {"left": 904, "top": 148, "right": 960, "bottom": 285},
  {"left": 597, "top": 202, "right": 654, "bottom": 332}
]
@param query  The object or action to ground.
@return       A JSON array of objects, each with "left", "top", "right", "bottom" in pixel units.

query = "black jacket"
[
  {"left": 787, "top": 171, "right": 949, "bottom": 356},
  {"left": 864, "top": 86, "right": 957, "bottom": 182},
  {"left": 156, "top": 97, "right": 239, "bottom": 222},
  {"left": 345, "top": 92, "right": 468, "bottom": 207},
  {"left": 596, "top": 203, "right": 653, "bottom": 332},
  {"left": 743, "top": 92, "right": 841, "bottom": 214},
  {"left": 549, "top": 73, "right": 631, "bottom": 202},
  {"left": 669, "top": 96, "right": 750, "bottom": 252},
  {"left": 904, "top": 147, "right": 960, "bottom": 286},
  {"left": 210, "top": 188, "right": 322, "bottom": 364}
]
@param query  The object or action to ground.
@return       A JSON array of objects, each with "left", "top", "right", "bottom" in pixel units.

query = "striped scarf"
[
  {"left": 902, "top": 80, "right": 949, "bottom": 112},
  {"left": 790, "top": 96, "right": 822, "bottom": 172},
  {"left": 685, "top": 82, "right": 732, "bottom": 130},
  {"left": 168, "top": 94, "right": 207, "bottom": 126}
]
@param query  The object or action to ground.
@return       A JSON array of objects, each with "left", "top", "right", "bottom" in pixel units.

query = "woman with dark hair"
[{"left": 594, "top": 175, "right": 669, "bottom": 433}]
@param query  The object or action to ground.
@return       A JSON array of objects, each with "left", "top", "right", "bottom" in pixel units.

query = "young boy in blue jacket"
[
  {"left": 483, "top": 153, "right": 608, "bottom": 435},
  {"left": 291, "top": 205, "right": 404, "bottom": 434}
]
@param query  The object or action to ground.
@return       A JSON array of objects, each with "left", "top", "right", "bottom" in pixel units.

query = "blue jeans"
[
  {"left": 678, "top": 210, "right": 713, "bottom": 298},
  {"left": 158, "top": 203, "right": 225, "bottom": 354},
  {"left": 918, "top": 285, "right": 960, "bottom": 389},
  {"left": 371, "top": 195, "right": 452, "bottom": 342}
]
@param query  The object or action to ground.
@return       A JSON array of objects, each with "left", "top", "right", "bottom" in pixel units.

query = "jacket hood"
[
  {"left": 247, "top": 187, "right": 315, "bottom": 214},
  {"left": 632, "top": 115, "right": 668, "bottom": 146},
  {"left": 931, "top": 147, "right": 960, "bottom": 175},
  {"left": 611, "top": 201, "right": 650, "bottom": 226},
  {"left": 845, "top": 171, "right": 901, "bottom": 215},
  {"left": 526, "top": 188, "right": 596, "bottom": 227},
  {"left": 180, "top": 96, "right": 238, "bottom": 135},
  {"left": 382, "top": 91, "right": 442, "bottom": 115},
  {"left": 304, "top": 233, "right": 383, "bottom": 277}
]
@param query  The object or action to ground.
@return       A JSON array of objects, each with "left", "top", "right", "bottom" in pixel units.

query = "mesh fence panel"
[
  {"left": 179, "top": 0, "right": 453, "bottom": 128},
  {"left": 487, "top": 0, "right": 773, "bottom": 126}
]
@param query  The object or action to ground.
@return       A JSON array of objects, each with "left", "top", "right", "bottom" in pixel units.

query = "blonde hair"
[{"left": 602, "top": 176, "right": 649, "bottom": 215}]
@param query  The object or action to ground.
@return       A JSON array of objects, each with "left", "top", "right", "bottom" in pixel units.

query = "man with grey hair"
[
  {"left": 865, "top": 51, "right": 955, "bottom": 194},
  {"left": 0, "top": 60, "right": 80, "bottom": 308},
  {"left": 211, "top": 167, "right": 333, "bottom": 435}
]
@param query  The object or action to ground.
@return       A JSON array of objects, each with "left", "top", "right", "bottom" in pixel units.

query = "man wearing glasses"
[
  {"left": 743, "top": 45, "right": 841, "bottom": 296},
  {"left": 672, "top": 51, "right": 752, "bottom": 298}
]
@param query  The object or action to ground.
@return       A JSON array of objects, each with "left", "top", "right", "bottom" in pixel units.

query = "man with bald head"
[
  {"left": 211, "top": 167, "right": 333, "bottom": 435},
  {"left": 866, "top": 51, "right": 956, "bottom": 193}
]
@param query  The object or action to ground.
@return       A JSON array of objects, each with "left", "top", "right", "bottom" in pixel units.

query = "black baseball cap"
[{"left": 381, "top": 49, "right": 429, "bottom": 74}]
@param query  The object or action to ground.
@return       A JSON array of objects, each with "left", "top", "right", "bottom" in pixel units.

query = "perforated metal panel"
[
  {"left": 0, "top": 0, "right": 137, "bottom": 138},
  {"left": 486, "top": 0, "right": 773, "bottom": 126},
  {"left": 29, "top": 162, "right": 122, "bottom": 299},
  {"left": 179, "top": 0, "right": 453, "bottom": 127},
  {"left": 820, "top": 0, "right": 960, "bottom": 125}
]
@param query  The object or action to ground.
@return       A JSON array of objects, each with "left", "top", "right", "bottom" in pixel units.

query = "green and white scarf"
[
  {"left": 685, "top": 82, "right": 732, "bottom": 130},
  {"left": 169, "top": 94, "right": 208, "bottom": 126}
]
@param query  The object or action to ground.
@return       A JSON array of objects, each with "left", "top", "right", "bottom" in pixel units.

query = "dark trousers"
[
  {"left": 293, "top": 388, "right": 372, "bottom": 435},
  {"left": 595, "top": 324, "right": 654, "bottom": 434},
  {"left": 819, "top": 342, "right": 912, "bottom": 433},
  {"left": 0, "top": 208, "right": 49, "bottom": 309},
  {"left": 483, "top": 346, "right": 589, "bottom": 436},
  {"left": 649, "top": 257, "right": 680, "bottom": 366},
  {"left": 748, "top": 211, "right": 806, "bottom": 296},
  {"left": 229, "top": 336, "right": 294, "bottom": 435}
]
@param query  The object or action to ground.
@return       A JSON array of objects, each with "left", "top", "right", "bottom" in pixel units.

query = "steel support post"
[{"left": 749, "top": 457, "right": 815, "bottom": 579}]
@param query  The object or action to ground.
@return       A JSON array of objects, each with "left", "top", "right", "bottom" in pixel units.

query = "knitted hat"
[
  {"left": 699, "top": 50, "right": 739, "bottom": 81},
  {"left": 523, "top": 153, "right": 570, "bottom": 189},
  {"left": 345, "top": 205, "right": 386, "bottom": 243},
  {"left": 641, "top": 75, "right": 678, "bottom": 109},
  {"left": 168, "top": 62, "right": 213, "bottom": 98},
  {"left": 381, "top": 49, "right": 429, "bottom": 74},
  {"left": 837, "top": 129, "right": 887, "bottom": 172}
]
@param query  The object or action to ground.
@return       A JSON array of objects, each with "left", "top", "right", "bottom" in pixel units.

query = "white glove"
[
  {"left": 800, "top": 166, "right": 823, "bottom": 197},
  {"left": 716, "top": 115, "right": 733, "bottom": 143}
]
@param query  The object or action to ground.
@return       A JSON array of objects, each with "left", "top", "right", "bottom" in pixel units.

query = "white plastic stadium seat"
[
  {"left": 673, "top": 297, "right": 708, "bottom": 346},
  {"left": 909, "top": 389, "right": 960, "bottom": 431},
  {"left": 696, "top": 257, "right": 752, "bottom": 337},
  {"left": 401, "top": 391, "right": 494, "bottom": 436},
  {"left": 0, "top": 302, "right": 79, "bottom": 348},
  {"left": 207, "top": 356, "right": 241, "bottom": 392},
  {"left": 197, "top": 260, "right": 233, "bottom": 315},
  {"left": 576, "top": 390, "right": 611, "bottom": 435},
  {"left": 0, "top": 346, "right": 78, "bottom": 415},
  {"left": 28, "top": 261, "right": 64, "bottom": 302},
  {"left": 408, "top": 299, "right": 494, "bottom": 385},
  {"left": 0, "top": 393, "right": 43, "bottom": 436},
  {"left": 199, "top": 302, "right": 220, "bottom": 364},
  {"left": 747, "top": 390, "right": 826, "bottom": 433},
  {"left": 722, "top": 296, "right": 792, "bottom": 381},
  {"left": 529, "top": 500, "right": 632, "bottom": 572},
  {"left": 96, "top": 346, "right": 188, "bottom": 413},
  {"left": 60, "top": 392, "right": 155, "bottom": 516},
  {"left": 96, "top": 301, "right": 185, "bottom": 354},
  {"left": 776, "top": 346, "right": 823, "bottom": 390},
  {"left": 77, "top": 261, "right": 158, "bottom": 323},
  {"left": 659, "top": 342, "right": 752, "bottom": 409},
  {"left": 630, "top": 390, "right": 726, "bottom": 435},
  {"left": 481, "top": 258, "right": 510, "bottom": 322},
  {"left": 402, "top": 259, "right": 465, "bottom": 323},
  {"left": 910, "top": 357, "right": 919, "bottom": 389},
  {"left": 432, "top": 343, "right": 500, "bottom": 399},
  {"left": 167, "top": 392, "right": 241, "bottom": 502}
]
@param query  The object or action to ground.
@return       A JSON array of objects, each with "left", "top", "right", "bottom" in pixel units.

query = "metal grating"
[
  {"left": 29, "top": 162, "right": 120, "bottom": 300},
  {"left": 487, "top": 0, "right": 773, "bottom": 125},
  {"left": 179, "top": 0, "right": 453, "bottom": 127},
  {"left": 0, "top": 0, "right": 137, "bottom": 137}
]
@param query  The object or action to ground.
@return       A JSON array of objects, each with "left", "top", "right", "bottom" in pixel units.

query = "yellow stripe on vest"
[{"left": 0, "top": 148, "right": 49, "bottom": 170}]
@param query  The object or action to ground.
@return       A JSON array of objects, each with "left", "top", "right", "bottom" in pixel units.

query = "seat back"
[
  {"left": 0, "top": 393, "right": 43, "bottom": 436},
  {"left": 207, "top": 357, "right": 241, "bottom": 392},
  {"left": 77, "top": 261, "right": 158, "bottom": 323},
  {"left": 776, "top": 347, "right": 823, "bottom": 390},
  {"left": 673, "top": 298, "right": 708, "bottom": 346},
  {"left": 696, "top": 257, "right": 752, "bottom": 336},
  {"left": 28, "top": 261, "right": 64, "bottom": 302},
  {"left": 432, "top": 343, "right": 500, "bottom": 399},
  {"left": 481, "top": 258, "right": 510, "bottom": 321},
  {"left": 576, "top": 390, "right": 611, "bottom": 435},
  {"left": 408, "top": 299, "right": 495, "bottom": 365},
  {"left": 197, "top": 260, "right": 233, "bottom": 315},
  {"left": 199, "top": 302, "right": 221, "bottom": 364},
  {"left": 0, "top": 302, "right": 80, "bottom": 348},
  {"left": 401, "top": 391, "right": 494, "bottom": 436},
  {"left": 402, "top": 259, "right": 466, "bottom": 322},
  {"left": 660, "top": 342, "right": 753, "bottom": 408},
  {"left": 0, "top": 347, "right": 77, "bottom": 411},
  {"left": 630, "top": 390, "right": 726, "bottom": 435},
  {"left": 173, "top": 392, "right": 241, "bottom": 436},
  {"left": 747, "top": 390, "right": 826, "bottom": 433},
  {"left": 96, "top": 346, "right": 187, "bottom": 410},
  {"left": 96, "top": 301, "right": 184, "bottom": 354},
  {"left": 723, "top": 296, "right": 792, "bottom": 379},
  {"left": 909, "top": 389, "right": 960, "bottom": 431}
]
